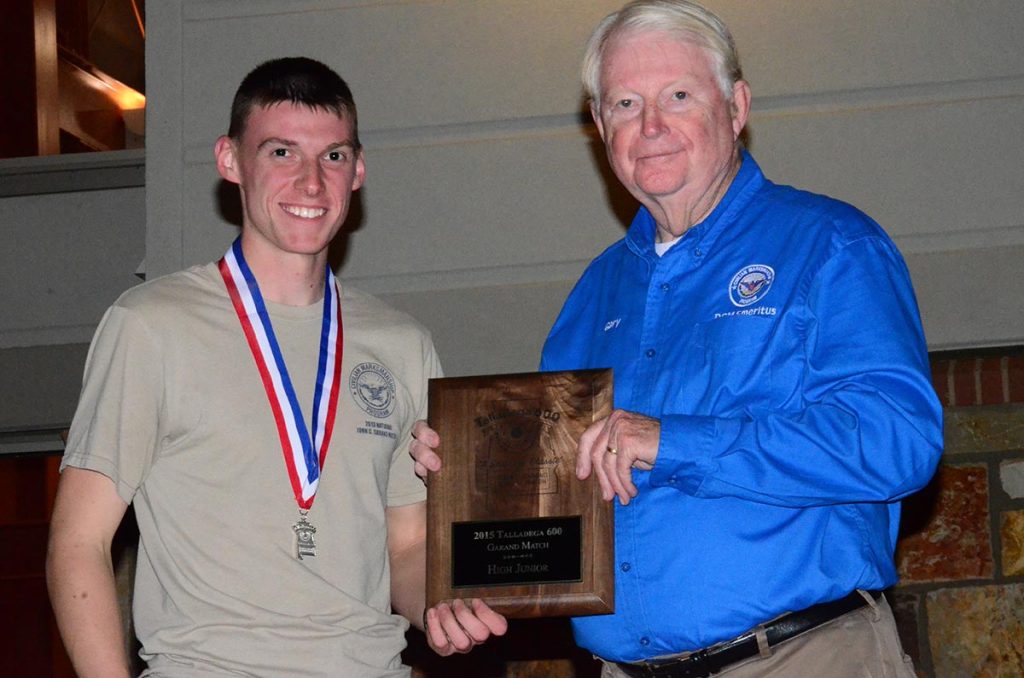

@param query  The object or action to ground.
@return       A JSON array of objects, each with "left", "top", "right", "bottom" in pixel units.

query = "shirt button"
[
  {"left": 694, "top": 247, "right": 703, "bottom": 257},
  {"left": 668, "top": 476, "right": 677, "bottom": 484},
  {"left": 640, "top": 637, "right": 651, "bottom": 647},
  {"left": 620, "top": 562, "right": 631, "bottom": 572},
  {"left": 645, "top": 349, "right": 656, "bottom": 358},
  {"left": 660, "top": 283, "right": 670, "bottom": 292}
]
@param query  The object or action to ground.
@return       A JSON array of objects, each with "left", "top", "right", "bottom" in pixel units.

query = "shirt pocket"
[{"left": 688, "top": 316, "right": 776, "bottom": 411}]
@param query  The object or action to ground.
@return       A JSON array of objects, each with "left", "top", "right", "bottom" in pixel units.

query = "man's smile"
[{"left": 281, "top": 204, "right": 328, "bottom": 219}]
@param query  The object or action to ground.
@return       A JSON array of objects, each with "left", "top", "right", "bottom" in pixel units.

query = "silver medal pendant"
[{"left": 293, "top": 511, "right": 317, "bottom": 560}]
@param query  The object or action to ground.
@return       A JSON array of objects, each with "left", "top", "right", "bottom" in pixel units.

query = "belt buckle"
[
  {"left": 642, "top": 649, "right": 713, "bottom": 678},
  {"left": 677, "top": 649, "right": 713, "bottom": 678}
]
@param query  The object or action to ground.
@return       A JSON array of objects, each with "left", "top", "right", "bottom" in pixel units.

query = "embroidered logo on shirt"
[
  {"left": 604, "top": 318, "right": 622, "bottom": 332},
  {"left": 349, "top": 362, "right": 397, "bottom": 418},
  {"left": 729, "top": 264, "right": 775, "bottom": 307}
]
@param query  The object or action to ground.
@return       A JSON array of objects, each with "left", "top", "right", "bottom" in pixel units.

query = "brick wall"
[{"left": 893, "top": 351, "right": 1024, "bottom": 677}]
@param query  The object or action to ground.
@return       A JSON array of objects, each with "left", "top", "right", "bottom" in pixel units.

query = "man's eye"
[
  {"left": 272, "top": 148, "right": 289, "bottom": 157},
  {"left": 326, "top": 150, "right": 346, "bottom": 162},
  {"left": 672, "top": 91, "right": 687, "bottom": 101},
  {"left": 617, "top": 99, "right": 633, "bottom": 109}
]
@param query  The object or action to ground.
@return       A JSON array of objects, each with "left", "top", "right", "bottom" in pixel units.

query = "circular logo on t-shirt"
[
  {"left": 729, "top": 264, "right": 775, "bottom": 307},
  {"left": 349, "top": 362, "right": 397, "bottom": 418}
]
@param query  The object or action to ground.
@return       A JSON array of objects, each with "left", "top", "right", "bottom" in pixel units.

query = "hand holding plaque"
[{"left": 425, "top": 369, "right": 614, "bottom": 618}]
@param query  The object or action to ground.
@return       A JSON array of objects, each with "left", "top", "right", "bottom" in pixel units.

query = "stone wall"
[{"left": 892, "top": 351, "right": 1024, "bottom": 676}]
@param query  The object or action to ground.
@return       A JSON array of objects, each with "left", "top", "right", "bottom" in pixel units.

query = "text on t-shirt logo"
[
  {"left": 729, "top": 264, "right": 775, "bottom": 308},
  {"left": 349, "top": 362, "right": 397, "bottom": 418}
]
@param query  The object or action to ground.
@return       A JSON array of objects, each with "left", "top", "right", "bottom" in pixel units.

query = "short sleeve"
[
  {"left": 385, "top": 332, "right": 442, "bottom": 506},
  {"left": 62, "top": 304, "right": 164, "bottom": 504}
]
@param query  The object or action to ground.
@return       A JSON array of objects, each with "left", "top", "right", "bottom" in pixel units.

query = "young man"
[{"left": 47, "top": 57, "right": 504, "bottom": 677}]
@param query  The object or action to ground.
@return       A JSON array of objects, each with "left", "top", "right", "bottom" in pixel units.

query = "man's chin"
[
  {"left": 634, "top": 177, "right": 685, "bottom": 200},
  {"left": 272, "top": 238, "right": 333, "bottom": 258},
  {"left": 631, "top": 161, "right": 686, "bottom": 192}
]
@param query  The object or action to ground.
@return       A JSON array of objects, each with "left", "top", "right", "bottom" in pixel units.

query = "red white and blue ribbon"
[{"left": 218, "top": 238, "right": 343, "bottom": 509}]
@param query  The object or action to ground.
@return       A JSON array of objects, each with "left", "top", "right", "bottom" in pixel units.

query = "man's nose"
[
  {"left": 296, "top": 160, "right": 325, "bottom": 195},
  {"left": 641, "top": 105, "right": 667, "bottom": 138}
]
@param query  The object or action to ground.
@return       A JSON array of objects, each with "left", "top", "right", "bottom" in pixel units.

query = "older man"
[{"left": 414, "top": 1, "right": 942, "bottom": 676}]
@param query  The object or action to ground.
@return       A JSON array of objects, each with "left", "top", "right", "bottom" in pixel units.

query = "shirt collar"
[{"left": 624, "top": 150, "right": 766, "bottom": 259}]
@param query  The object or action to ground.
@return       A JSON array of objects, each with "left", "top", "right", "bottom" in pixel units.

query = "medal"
[
  {"left": 293, "top": 511, "right": 317, "bottom": 560},
  {"left": 219, "top": 238, "right": 343, "bottom": 559}
]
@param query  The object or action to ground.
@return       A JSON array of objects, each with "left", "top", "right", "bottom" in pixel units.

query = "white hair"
[{"left": 581, "top": 0, "right": 742, "bottom": 108}]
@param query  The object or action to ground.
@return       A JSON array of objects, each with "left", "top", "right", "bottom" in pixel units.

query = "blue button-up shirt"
[{"left": 540, "top": 152, "right": 942, "bottom": 662}]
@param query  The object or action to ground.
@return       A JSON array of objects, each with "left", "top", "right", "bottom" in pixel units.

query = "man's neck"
[
  {"left": 239, "top": 239, "right": 328, "bottom": 307},
  {"left": 650, "top": 154, "right": 742, "bottom": 242}
]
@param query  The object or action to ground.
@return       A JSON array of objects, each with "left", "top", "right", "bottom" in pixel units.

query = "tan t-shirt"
[{"left": 64, "top": 263, "right": 438, "bottom": 677}]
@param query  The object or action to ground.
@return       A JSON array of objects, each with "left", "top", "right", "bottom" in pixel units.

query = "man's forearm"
[
  {"left": 47, "top": 539, "right": 132, "bottom": 677},
  {"left": 389, "top": 538, "right": 427, "bottom": 630}
]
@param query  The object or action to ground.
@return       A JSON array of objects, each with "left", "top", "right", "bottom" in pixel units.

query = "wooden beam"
[{"left": 34, "top": 0, "right": 60, "bottom": 155}]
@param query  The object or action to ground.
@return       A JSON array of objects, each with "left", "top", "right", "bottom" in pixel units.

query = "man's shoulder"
[
  {"left": 340, "top": 284, "right": 433, "bottom": 341},
  {"left": 573, "top": 237, "right": 632, "bottom": 281},
  {"left": 112, "top": 262, "right": 222, "bottom": 316},
  {"left": 544, "top": 236, "right": 632, "bottom": 336},
  {"left": 757, "top": 180, "right": 889, "bottom": 247}
]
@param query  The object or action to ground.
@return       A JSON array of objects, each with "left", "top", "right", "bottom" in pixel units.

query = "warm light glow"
[
  {"left": 82, "top": 65, "right": 147, "bottom": 111},
  {"left": 114, "top": 88, "right": 147, "bottom": 111}
]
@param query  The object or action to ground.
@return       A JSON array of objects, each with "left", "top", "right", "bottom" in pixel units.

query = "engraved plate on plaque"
[{"left": 425, "top": 369, "right": 614, "bottom": 618}]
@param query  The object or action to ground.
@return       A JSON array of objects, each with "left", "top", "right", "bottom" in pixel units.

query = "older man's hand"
[{"left": 577, "top": 409, "right": 659, "bottom": 505}]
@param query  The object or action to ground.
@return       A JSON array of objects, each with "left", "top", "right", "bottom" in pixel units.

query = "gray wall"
[
  {"left": 3, "top": 0, "right": 1023, "bottom": 431},
  {"left": 0, "top": 152, "right": 145, "bottom": 431},
  {"left": 146, "top": 0, "right": 1024, "bottom": 373}
]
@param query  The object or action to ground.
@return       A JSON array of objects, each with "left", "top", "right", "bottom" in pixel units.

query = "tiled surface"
[
  {"left": 925, "top": 585, "right": 1024, "bottom": 678},
  {"left": 889, "top": 591, "right": 923, "bottom": 669},
  {"left": 943, "top": 406, "right": 1024, "bottom": 455},
  {"left": 999, "top": 458, "right": 1024, "bottom": 499},
  {"left": 1001, "top": 510, "right": 1024, "bottom": 578},
  {"left": 897, "top": 371, "right": 1023, "bottom": 677},
  {"left": 897, "top": 464, "right": 993, "bottom": 583}
]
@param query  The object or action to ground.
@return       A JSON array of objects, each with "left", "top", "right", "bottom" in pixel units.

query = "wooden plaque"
[{"left": 426, "top": 368, "right": 614, "bottom": 618}]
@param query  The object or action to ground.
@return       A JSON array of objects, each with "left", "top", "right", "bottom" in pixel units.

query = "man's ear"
[
  {"left": 730, "top": 80, "right": 751, "bottom": 139},
  {"left": 351, "top": 150, "right": 366, "bottom": 192},
  {"left": 214, "top": 135, "right": 240, "bottom": 184},
  {"left": 590, "top": 102, "right": 607, "bottom": 142}
]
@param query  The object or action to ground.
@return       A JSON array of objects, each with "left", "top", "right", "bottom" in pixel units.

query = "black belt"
[{"left": 615, "top": 590, "right": 882, "bottom": 678}]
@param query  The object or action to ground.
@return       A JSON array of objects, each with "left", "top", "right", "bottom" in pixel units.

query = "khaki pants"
[{"left": 601, "top": 594, "right": 915, "bottom": 677}]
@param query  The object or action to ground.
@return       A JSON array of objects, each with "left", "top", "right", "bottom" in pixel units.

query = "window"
[{"left": 0, "top": 0, "right": 145, "bottom": 159}]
